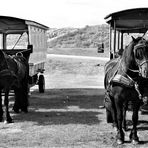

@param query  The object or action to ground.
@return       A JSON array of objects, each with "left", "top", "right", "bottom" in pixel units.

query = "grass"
[
  {"left": 47, "top": 48, "right": 109, "bottom": 58},
  {"left": 45, "top": 57, "right": 105, "bottom": 76}
]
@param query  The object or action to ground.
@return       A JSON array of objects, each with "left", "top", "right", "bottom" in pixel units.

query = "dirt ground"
[{"left": 1, "top": 55, "right": 148, "bottom": 148}]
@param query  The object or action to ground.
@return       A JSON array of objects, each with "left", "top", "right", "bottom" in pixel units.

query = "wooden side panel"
[{"left": 28, "top": 25, "right": 47, "bottom": 65}]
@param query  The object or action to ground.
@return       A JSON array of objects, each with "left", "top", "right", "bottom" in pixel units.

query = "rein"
[
  {"left": 128, "top": 68, "right": 139, "bottom": 73},
  {"left": 127, "top": 60, "right": 148, "bottom": 74}
]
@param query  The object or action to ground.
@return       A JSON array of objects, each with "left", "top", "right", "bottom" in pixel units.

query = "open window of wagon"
[
  {"left": 104, "top": 8, "right": 148, "bottom": 59},
  {"left": 0, "top": 16, "right": 49, "bottom": 93}
]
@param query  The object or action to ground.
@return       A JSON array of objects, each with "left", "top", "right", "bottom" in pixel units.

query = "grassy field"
[
  {"left": 45, "top": 57, "right": 105, "bottom": 75},
  {"left": 47, "top": 48, "right": 109, "bottom": 58},
  {"left": 46, "top": 47, "right": 107, "bottom": 88},
  {"left": 44, "top": 56, "right": 106, "bottom": 89}
]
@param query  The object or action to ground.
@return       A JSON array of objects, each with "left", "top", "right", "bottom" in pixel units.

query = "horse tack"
[
  {"left": 0, "top": 52, "right": 17, "bottom": 80},
  {"left": 105, "top": 58, "right": 135, "bottom": 90},
  {"left": 1, "top": 53, "right": 25, "bottom": 85},
  {"left": 112, "top": 74, "right": 134, "bottom": 87},
  {"left": 13, "top": 56, "right": 24, "bottom": 76},
  {"left": 0, "top": 69, "right": 17, "bottom": 78},
  {"left": 106, "top": 60, "right": 143, "bottom": 101},
  {"left": 104, "top": 57, "right": 121, "bottom": 85}
]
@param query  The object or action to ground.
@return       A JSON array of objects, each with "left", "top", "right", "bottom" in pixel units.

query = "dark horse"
[
  {"left": 104, "top": 37, "right": 148, "bottom": 145},
  {"left": 0, "top": 50, "right": 29, "bottom": 123}
]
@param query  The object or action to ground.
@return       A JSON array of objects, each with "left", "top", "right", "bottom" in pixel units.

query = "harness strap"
[
  {"left": 110, "top": 74, "right": 142, "bottom": 100},
  {"left": 139, "top": 60, "right": 148, "bottom": 66},
  {"left": 0, "top": 69, "right": 17, "bottom": 78},
  {"left": 134, "top": 82, "right": 142, "bottom": 100},
  {"left": 128, "top": 68, "right": 139, "bottom": 73},
  {"left": 108, "top": 58, "right": 122, "bottom": 84}
]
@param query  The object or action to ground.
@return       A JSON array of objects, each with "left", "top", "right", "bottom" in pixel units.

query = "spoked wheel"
[{"left": 38, "top": 75, "right": 45, "bottom": 93}]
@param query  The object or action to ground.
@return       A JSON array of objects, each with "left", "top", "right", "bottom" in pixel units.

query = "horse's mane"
[{"left": 122, "top": 39, "right": 135, "bottom": 67}]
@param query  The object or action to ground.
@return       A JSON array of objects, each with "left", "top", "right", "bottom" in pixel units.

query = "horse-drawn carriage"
[
  {"left": 104, "top": 8, "right": 148, "bottom": 144},
  {"left": 0, "top": 16, "right": 49, "bottom": 92},
  {"left": 0, "top": 16, "right": 48, "bottom": 123}
]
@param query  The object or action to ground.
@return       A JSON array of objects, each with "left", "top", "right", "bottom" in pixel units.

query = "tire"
[{"left": 38, "top": 75, "right": 45, "bottom": 93}]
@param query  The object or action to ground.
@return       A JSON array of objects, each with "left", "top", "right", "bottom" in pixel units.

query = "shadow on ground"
[
  {"left": 11, "top": 88, "right": 105, "bottom": 126},
  {"left": 30, "top": 88, "right": 105, "bottom": 109}
]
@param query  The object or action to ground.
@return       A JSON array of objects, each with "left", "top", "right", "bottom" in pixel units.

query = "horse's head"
[
  {"left": 133, "top": 37, "right": 148, "bottom": 78},
  {"left": 123, "top": 37, "right": 148, "bottom": 78}
]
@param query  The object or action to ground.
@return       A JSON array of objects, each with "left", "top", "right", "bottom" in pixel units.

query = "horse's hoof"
[
  {"left": 113, "top": 127, "right": 118, "bottom": 132},
  {"left": 112, "top": 124, "right": 118, "bottom": 132},
  {"left": 4, "top": 119, "right": 13, "bottom": 124},
  {"left": 117, "top": 139, "right": 124, "bottom": 145},
  {"left": 131, "top": 139, "right": 139, "bottom": 145},
  {"left": 4, "top": 120, "right": 9, "bottom": 124}
]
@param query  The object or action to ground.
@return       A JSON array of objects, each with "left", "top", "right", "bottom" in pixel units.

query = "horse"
[
  {"left": 0, "top": 50, "right": 29, "bottom": 123},
  {"left": 104, "top": 37, "right": 148, "bottom": 145}
]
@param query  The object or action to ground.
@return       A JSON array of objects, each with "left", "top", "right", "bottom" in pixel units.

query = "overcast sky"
[{"left": 1, "top": 0, "right": 148, "bottom": 28}]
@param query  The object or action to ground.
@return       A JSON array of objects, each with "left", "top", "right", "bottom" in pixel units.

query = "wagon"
[
  {"left": 105, "top": 8, "right": 148, "bottom": 59},
  {"left": 104, "top": 8, "right": 148, "bottom": 113},
  {"left": 0, "top": 16, "right": 49, "bottom": 93}
]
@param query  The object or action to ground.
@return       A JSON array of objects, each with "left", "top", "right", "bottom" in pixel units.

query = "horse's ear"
[{"left": 131, "top": 36, "right": 136, "bottom": 42}]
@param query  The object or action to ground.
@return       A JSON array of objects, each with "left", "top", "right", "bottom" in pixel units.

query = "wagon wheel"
[{"left": 38, "top": 75, "right": 45, "bottom": 93}]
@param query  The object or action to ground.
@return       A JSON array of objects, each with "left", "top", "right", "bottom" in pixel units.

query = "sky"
[{"left": 1, "top": 0, "right": 148, "bottom": 28}]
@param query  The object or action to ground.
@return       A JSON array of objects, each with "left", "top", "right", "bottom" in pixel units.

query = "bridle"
[{"left": 133, "top": 42, "right": 148, "bottom": 77}]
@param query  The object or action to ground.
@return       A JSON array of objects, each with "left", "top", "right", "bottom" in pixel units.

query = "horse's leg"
[
  {"left": 3, "top": 89, "right": 13, "bottom": 123},
  {"left": 14, "top": 85, "right": 28, "bottom": 113},
  {"left": 13, "top": 88, "right": 21, "bottom": 113},
  {"left": 122, "top": 102, "right": 128, "bottom": 131},
  {"left": 20, "top": 63, "right": 29, "bottom": 113},
  {"left": 0, "top": 90, "right": 3, "bottom": 121},
  {"left": 115, "top": 96, "right": 125, "bottom": 145},
  {"left": 110, "top": 95, "right": 118, "bottom": 131},
  {"left": 104, "top": 92, "right": 113, "bottom": 123},
  {"left": 20, "top": 80, "right": 29, "bottom": 113},
  {"left": 129, "top": 99, "right": 140, "bottom": 145}
]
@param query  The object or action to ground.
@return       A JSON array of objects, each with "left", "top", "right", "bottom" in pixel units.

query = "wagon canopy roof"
[
  {"left": 0, "top": 16, "right": 49, "bottom": 33},
  {"left": 104, "top": 8, "right": 148, "bottom": 33}
]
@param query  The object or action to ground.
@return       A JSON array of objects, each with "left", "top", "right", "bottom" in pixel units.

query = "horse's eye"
[{"left": 135, "top": 48, "right": 144, "bottom": 60}]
